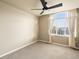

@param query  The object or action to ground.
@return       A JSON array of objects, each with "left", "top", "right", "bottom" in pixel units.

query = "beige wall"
[
  {"left": 39, "top": 15, "right": 69, "bottom": 45},
  {"left": 0, "top": 1, "right": 38, "bottom": 56},
  {"left": 51, "top": 36, "right": 69, "bottom": 45},
  {"left": 39, "top": 15, "right": 49, "bottom": 41}
]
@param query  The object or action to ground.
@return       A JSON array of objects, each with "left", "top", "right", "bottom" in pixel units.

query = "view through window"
[{"left": 50, "top": 12, "right": 69, "bottom": 36}]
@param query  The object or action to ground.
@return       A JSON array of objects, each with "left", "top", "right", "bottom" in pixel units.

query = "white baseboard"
[
  {"left": 38, "top": 40, "right": 69, "bottom": 47},
  {"left": 52, "top": 42, "right": 69, "bottom": 47},
  {"left": 38, "top": 40, "right": 79, "bottom": 50},
  {"left": 38, "top": 40, "right": 50, "bottom": 44},
  {"left": 0, "top": 40, "right": 37, "bottom": 58}
]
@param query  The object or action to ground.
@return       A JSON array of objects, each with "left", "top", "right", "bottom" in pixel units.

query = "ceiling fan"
[{"left": 32, "top": 0, "right": 63, "bottom": 14}]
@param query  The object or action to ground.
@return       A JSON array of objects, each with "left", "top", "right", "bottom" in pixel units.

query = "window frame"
[{"left": 49, "top": 11, "right": 70, "bottom": 37}]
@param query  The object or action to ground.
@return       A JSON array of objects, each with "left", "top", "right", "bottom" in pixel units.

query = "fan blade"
[
  {"left": 31, "top": 9, "right": 42, "bottom": 10},
  {"left": 48, "top": 3, "right": 63, "bottom": 9},
  {"left": 40, "top": 10, "right": 44, "bottom": 14},
  {"left": 40, "top": 0, "right": 47, "bottom": 9}
]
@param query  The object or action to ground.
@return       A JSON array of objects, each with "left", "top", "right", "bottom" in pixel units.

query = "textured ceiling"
[{"left": 0, "top": 0, "right": 79, "bottom": 16}]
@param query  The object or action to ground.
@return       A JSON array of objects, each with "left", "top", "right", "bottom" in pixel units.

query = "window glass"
[
  {"left": 53, "top": 12, "right": 67, "bottom": 19},
  {"left": 50, "top": 11, "right": 69, "bottom": 36}
]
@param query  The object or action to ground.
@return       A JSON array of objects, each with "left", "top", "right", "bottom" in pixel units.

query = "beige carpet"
[{"left": 1, "top": 42, "right": 79, "bottom": 59}]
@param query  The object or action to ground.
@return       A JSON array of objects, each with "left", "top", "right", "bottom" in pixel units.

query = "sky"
[{"left": 53, "top": 12, "right": 68, "bottom": 27}]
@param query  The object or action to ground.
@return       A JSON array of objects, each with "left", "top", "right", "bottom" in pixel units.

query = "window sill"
[{"left": 49, "top": 34, "right": 69, "bottom": 37}]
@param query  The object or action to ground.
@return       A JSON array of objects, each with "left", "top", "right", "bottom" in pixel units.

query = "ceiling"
[{"left": 0, "top": 0, "right": 79, "bottom": 16}]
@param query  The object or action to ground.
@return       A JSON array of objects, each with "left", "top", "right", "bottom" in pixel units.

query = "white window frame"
[{"left": 49, "top": 11, "right": 70, "bottom": 37}]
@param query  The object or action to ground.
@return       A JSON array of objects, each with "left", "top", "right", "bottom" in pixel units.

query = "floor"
[{"left": 1, "top": 42, "right": 79, "bottom": 59}]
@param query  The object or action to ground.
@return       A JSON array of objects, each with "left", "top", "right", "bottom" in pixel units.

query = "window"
[{"left": 50, "top": 11, "right": 70, "bottom": 36}]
